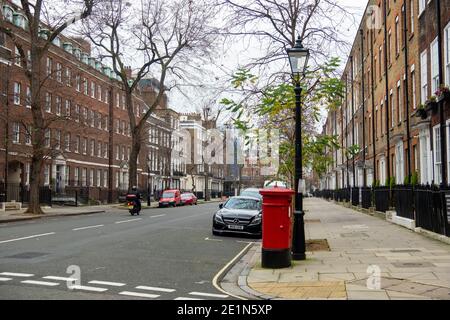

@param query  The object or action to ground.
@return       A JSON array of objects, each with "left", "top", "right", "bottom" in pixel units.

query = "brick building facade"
[
  {"left": 321, "top": 0, "right": 450, "bottom": 189},
  {"left": 0, "top": 1, "right": 182, "bottom": 203}
]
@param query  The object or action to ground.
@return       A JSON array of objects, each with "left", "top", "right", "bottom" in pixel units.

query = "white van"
[{"left": 264, "top": 180, "right": 287, "bottom": 188}]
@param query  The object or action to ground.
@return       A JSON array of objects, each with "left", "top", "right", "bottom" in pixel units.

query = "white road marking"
[
  {"left": 174, "top": 297, "right": 204, "bottom": 300},
  {"left": 150, "top": 214, "right": 166, "bottom": 218},
  {"left": 189, "top": 291, "right": 229, "bottom": 298},
  {"left": 115, "top": 218, "right": 142, "bottom": 224},
  {"left": 43, "top": 276, "right": 75, "bottom": 281},
  {"left": 119, "top": 291, "right": 160, "bottom": 299},
  {"left": 70, "top": 285, "right": 108, "bottom": 292},
  {"left": 89, "top": 280, "right": 126, "bottom": 287},
  {"left": 72, "top": 225, "right": 104, "bottom": 231},
  {"left": 205, "top": 237, "right": 223, "bottom": 242},
  {"left": 212, "top": 242, "right": 253, "bottom": 300},
  {"left": 0, "top": 272, "right": 34, "bottom": 277},
  {"left": 0, "top": 277, "right": 12, "bottom": 281},
  {"left": 21, "top": 280, "right": 60, "bottom": 287},
  {"left": 135, "top": 285, "right": 176, "bottom": 293},
  {"left": 0, "top": 232, "right": 55, "bottom": 244}
]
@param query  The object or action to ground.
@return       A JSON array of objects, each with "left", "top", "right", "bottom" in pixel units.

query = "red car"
[
  {"left": 180, "top": 193, "right": 198, "bottom": 206},
  {"left": 159, "top": 189, "right": 181, "bottom": 207}
]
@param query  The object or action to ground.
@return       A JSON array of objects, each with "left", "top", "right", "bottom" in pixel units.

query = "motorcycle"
[{"left": 126, "top": 194, "right": 141, "bottom": 216}]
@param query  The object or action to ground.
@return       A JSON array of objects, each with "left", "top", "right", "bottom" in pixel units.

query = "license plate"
[
  {"left": 228, "top": 225, "right": 244, "bottom": 230},
  {"left": 128, "top": 205, "right": 133, "bottom": 209}
]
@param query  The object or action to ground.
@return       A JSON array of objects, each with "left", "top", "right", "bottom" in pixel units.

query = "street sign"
[{"left": 298, "top": 179, "right": 306, "bottom": 194}]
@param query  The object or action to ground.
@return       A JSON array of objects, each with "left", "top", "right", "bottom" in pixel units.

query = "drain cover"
[
  {"left": 340, "top": 232, "right": 369, "bottom": 238},
  {"left": 390, "top": 249, "right": 421, "bottom": 253},
  {"left": 6, "top": 252, "right": 48, "bottom": 259},
  {"left": 392, "top": 262, "right": 433, "bottom": 268},
  {"left": 305, "top": 219, "right": 321, "bottom": 223}
]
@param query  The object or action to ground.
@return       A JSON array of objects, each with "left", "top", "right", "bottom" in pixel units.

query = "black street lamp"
[{"left": 287, "top": 36, "right": 310, "bottom": 261}]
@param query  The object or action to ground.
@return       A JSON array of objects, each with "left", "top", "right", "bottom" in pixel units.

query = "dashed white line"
[
  {"left": 135, "top": 285, "right": 176, "bottom": 293},
  {"left": 150, "top": 214, "right": 166, "bottom": 218},
  {"left": 43, "top": 276, "right": 75, "bottom": 281},
  {"left": 189, "top": 291, "right": 229, "bottom": 298},
  {"left": 70, "top": 285, "right": 108, "bottom": 292},
  {"left": 115, "top": 218, "right": 142, "bottom": 224},
  {"left": 119, "top": 291, "right": 160, "bottom": 299},
  {"left": 0, "top": 272, "right": 34, "bottom": 277},
  {"left": 0, "top": 277, "right": 12, "bottom": 281},
  {"left": 89, "top": 280, "right": 126, "bottom": 287},
  {"left": 21, "top": 280, "right": 60, "bottom": 287},
  {"left": 205, "top": 237, "right": 223, "bottom": 242},
  {"left": 72, "top": 225, "right": 104, "bottom": 231},
  {"left": 174, "top": 297, "right": 204, "bottom": 300},
  {"left": 0, "top": 232, "right": 55, "bottom": 244}
]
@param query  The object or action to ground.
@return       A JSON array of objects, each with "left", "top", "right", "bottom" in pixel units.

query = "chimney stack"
[{"left": 125, "top": 66, "right": 132, "bottom": 79}]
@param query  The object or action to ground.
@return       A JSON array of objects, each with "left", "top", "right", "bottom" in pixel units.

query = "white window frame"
[
  {"left": 431, "top": 37, "right": 439, "bottom": 94},
  {"left": 420, "top": 50, "right": 428, "bottom": 104},
  {"left": 13, "top": 82, "right": 21, "bottom": 105},
  {"left": 418, "top": 0, "right": 426, "bottom": 16},
  {"left": 411, "top": 65, "right": 417, "bottom": 109},
  {"left": 433, "top": 125, "right": 442, "bottom": 184},
  {"left": 12, "top": 122, "right": 20, "bottom": 143},
  {"left": 445, "top": 22, "right": 450, "bottom": 86},
  {"left": 25, "top": 86, "right": 31, "bottom": 108}
]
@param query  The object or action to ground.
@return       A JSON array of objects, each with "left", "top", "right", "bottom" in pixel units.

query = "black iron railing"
[
  {"left": 393, "top": 185, "right": 414, "bottom": 220},
  {"left": 414, "top": 185, "right": 450, "bottom": 236},
  {"left": 351, "top": 187, "right": 359, "bottom": 206},
  {"left": 374, "top": 186, "right": 390, "bottom": 212},
  {"left": 361, "top": 187, "right": 372, "bottom": 209}
]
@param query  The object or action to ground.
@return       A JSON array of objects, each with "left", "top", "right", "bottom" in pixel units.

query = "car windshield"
[
  {"left": 181, "top": 194, "right": 191, "bottom": 199},
  {"left": 162, "top": 192, "right": 175, "bottom": 198},
  {"left": 224, "top": 198, "right": 261, "bottom": 210}
]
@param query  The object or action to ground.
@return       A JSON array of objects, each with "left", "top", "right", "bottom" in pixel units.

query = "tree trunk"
[
  {"left": 128, "top": 129, "right": 141, "bottom": 192},
  {"left": 25, "top": 44, "right": 45, "bottom": 215},
  {"left": 25, "top": 148, "right": 44, "bottom": 215}
]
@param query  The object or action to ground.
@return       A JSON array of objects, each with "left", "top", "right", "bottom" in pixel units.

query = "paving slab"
[{"left": 224, "top": 198, "right": 450, "bottom": 300}]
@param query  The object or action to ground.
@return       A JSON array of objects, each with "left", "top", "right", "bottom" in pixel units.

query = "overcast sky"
[{"left": 167, "top": 0, "right": 369, "bottom": 118}]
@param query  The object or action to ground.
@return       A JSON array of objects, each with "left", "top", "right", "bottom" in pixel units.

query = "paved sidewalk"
[
  {"left": 237, "top": 198, "right": 450, "bottom": 300},
  {"left": 0, "top": 198, "right": 223, "bottom": 223}
]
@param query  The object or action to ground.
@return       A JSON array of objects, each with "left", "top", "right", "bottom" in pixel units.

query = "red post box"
[{"left": 259, "top": 186, "right": 294, "bottom": 268}]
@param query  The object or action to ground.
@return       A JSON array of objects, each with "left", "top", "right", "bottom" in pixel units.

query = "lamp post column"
[{"left": 292, "top": 83, "right": 306, "bottom": 261}]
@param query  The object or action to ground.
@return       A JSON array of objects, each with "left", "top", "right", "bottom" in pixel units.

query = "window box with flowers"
[
  {"left": 425, "top": 96, "right": 438, "bottom": 115},
  {"left": 436, "top": 85, "right": 450, "bottom": 103},
  {"left": 415, "top": 104, "right": 428, "bottom": 120}
]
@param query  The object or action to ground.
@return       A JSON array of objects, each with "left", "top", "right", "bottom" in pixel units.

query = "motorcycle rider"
[{"left": 129, "top": 186, "right": 142, "bottom": 212}]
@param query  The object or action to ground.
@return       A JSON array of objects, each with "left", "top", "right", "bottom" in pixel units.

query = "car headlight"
[
  {"left": 249, "top": 213, "right": 262, "bottom": 225},
  {"left": 214, "top": 213, "right": 224, "bottom": 223}
]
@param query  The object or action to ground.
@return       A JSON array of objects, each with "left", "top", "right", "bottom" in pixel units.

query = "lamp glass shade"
[{"left": 287, "top": 37, "right": 310, "bottom": 77}]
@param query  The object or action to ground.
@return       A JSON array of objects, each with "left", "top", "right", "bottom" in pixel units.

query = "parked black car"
[{"left": 212, "top": 196, "right": 262, "bottom": 238}]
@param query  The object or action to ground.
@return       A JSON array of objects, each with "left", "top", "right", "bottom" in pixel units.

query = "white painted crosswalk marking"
[
  {"left": 150, "top": 214, "right": 166, "bottom": 218},
  {"left": 43, "top": 276, "right": 75, "bottom": 281},
  {"left": 21, "top": 280, "right": 59, "bottom": 287},
  {"left": 70, "top": 285, "right": 108, "bottom": 292},
  {"left": 0, "top": 272, "right": 34, "bottom": 277},
  {"left": 174, "top": 297, "right": 204, "bottom": 300},
  {"left": 135, "top": 285, "right": 175, "bottom": 293},
  {"left": 0, "top": 277, "right": 12, "bottom": 281},
  {"left": 89, "top": 280, "right": 126, "bottom": 287},
  {"left": 189, "top": 291, "right": 229, "bottom": 298},
  {"left": 119, "top": 291, "right": 160, "bottom": 299}
]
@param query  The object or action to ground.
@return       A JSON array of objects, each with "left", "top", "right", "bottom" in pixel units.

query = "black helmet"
[{"left": 132, "top": 186, "right": 137, "bottom": 191}]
